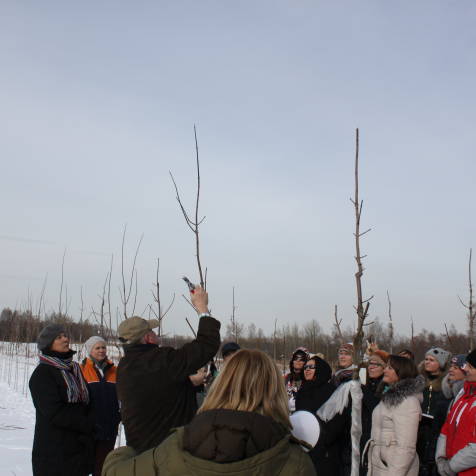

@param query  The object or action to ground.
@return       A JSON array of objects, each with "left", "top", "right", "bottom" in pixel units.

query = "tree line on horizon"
[{"left": 0, "top": 307, "right": 470, "bottom": 367}]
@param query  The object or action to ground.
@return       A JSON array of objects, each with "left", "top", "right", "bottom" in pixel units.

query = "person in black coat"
[
  {"left": 116, "top": 285, "right": 221, "bottom": 453},
  {"left": 29, "top": 324, "right": 94, "bottom": 476},
  {"left": 295, "top": 355, "right": 335, "bottom": 472},
  {"left": 80, "top": 336, "right": 121, "bottom": 476},
  {"left": 417, "top": 347, "right": 452, "bottom": 476},
  {"left": 360, "top": 349, "right": 388, "bottom": 475}
]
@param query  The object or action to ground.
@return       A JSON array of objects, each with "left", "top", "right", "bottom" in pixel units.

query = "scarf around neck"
[{"left": 39, "top": 353, "right": 90, "bottom": 404}]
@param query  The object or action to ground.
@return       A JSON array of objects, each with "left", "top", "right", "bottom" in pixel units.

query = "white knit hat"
[{"left": 84, "top": 336, "right": 106, "bottom": 357}]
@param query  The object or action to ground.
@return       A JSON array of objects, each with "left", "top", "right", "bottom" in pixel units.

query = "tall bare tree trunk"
[{"left": 351, "top": 129, "right": 373, "bottom": 367}]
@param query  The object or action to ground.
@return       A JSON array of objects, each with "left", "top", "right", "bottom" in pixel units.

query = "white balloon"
[{"left": 290, "top": 410, "right": 320, "bottom": 452}]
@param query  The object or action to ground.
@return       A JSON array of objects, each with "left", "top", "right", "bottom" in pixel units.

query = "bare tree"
[
  {"left": 37, "top": 273, "right": 48, "bottom": 319},
  {"left": 387, "top": 290, "right": 394, "bottom": 353},
  {"left": 185, "top": 317, "right": 197, "bottom": 338},
  {"left": 350, "top": 129, "right": 373, "bottom": 365},
  {"left": 150, "top": 258, "right": 175, "bottom": 336},
  {"left": 230, "top": 286, "right": 238, "bottom": 342},
  {"left": 119, "top": 225, "right": 143, "bottom": 320},
  {"left": 107, "top": 255, "right": 113, "bottom": 340},
  {"left": 58, "top": 248, "right": 67, "bottom": 315},
  {"left": 458, "top": 248, "right": 475, "bottom": 350},
  {"left": 169, "top": 125, "right": 207, "bottom": 289},
  {"left": 334, "top": 304, "right": 344, "bottom": 343},
  {"left": 444, "top": 322, "right": 455, "bottom": 352}
]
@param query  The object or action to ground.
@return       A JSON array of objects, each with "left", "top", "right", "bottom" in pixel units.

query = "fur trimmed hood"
[
  {"left": 381, "top": 376, "right": 424, "bottom": 408},
  {"left": 441, "top": 373, "right": 465, "bottom": 399}
]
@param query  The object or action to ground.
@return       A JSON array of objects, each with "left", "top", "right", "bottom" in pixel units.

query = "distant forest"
[{"left": 0, "top": 307, "right": 470, "bottom": 367}]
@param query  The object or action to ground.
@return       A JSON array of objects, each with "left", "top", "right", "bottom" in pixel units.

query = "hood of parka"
[
  {"left": 381, "top": 376, "right": 425, "bottom": 408},
  {"left": 182, "top": 409, "right": 288, "bottom": 463}
]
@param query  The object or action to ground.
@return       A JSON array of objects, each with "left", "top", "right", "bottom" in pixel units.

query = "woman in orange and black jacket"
[{"left": 80, "top": 336, "right": 120, "bottom": 476}]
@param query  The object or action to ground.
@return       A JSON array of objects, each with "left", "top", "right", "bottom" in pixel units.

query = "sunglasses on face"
[
  {"left": 368, "top": 361, "right": 383, "bottom": 367},
  {"left": 294, "top": 357, "right": 305, "bottom": 362},
  {"left": 303, "top": 365, "right": 317, "bottom": 370}
]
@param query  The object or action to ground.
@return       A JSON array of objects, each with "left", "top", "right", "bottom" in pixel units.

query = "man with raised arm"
[{"left": 116, "top": 285, "right": 220, "bottom": 453}]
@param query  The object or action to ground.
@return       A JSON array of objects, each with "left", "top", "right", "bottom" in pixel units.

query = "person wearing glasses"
[
  {"left": 285, "top": 347, "right": 309, "bottom": 412},
  {"left": 295, "top": 355, "right": 334, "bottom": 472}
]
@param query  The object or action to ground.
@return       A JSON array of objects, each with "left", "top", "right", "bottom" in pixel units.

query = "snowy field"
[{"left": 0, "top": 343, "right": 123, "bottom": 476}]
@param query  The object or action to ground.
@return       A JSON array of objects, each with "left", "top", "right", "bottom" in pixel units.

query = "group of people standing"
[
  {"left": 27, "top": 286, "right": 476, "bottom": 476},
  {"left": 29, "top": 325, "right": 120, "bottom": 476},
  {"left": 285, "top": 342, "right": 476, "bottom": 476}
]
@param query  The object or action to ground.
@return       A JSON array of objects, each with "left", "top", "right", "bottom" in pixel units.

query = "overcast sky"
[{"left": 1, "top": 1, "right": 475, "bottom": 338}]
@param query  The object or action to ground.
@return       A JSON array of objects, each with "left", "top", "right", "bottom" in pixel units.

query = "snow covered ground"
[
  {"left": 0, "top": 343, "right": 124, "bottom": 476},
  {"left": 0, "top": 379, "right": 35, "bottom": 476},
  {"left": 0, "top": 345, "right": 37, "bottom": 476}
]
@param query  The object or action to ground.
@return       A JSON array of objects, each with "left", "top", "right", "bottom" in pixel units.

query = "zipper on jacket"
[{"left": 426, "top": 384, "right": 432, "bottom": 414}]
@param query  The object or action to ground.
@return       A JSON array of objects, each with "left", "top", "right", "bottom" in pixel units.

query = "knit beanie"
[
  {"left": 465, "top": 349, "right": 476, "bottom": 368},
  {"left": 292, "top": 347, "right": 309, "bottom": 359},
  {"left": 37, "top": 324, "right": 67, "bottom": 351},
  {"left": 450, "top": 354, "right": 467, "bottom": 370},
  {"left": 338, "top": 343, "right": 354, "bottom": 355},
  {"left": 84, "top": 336, "right": 106, "bottom": 357},
  {"left": 425, "top": 347, "right": 451, "bottom": 369}
]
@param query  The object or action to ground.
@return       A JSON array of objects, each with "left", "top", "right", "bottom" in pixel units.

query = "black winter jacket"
[
  {"left": 295, "top": 357, "right": 334, "bottom": 415},
  {"left": 116, "top": 315, "right": 221, "bottom": 453},
  {"left": 360, "top": 376, "right": 383, "bottom": 475},
  {"left": 295, "top": 357, "right": 335, "bottom": 472},
  {"left": 80, "top": 358, "right": 120, "bottom": 441},
  {"left": 417, "top": 372, "right": 451, "bottom": 475},
  {"left": 29, "top": 354, "right": 95, "bottom": 476}
]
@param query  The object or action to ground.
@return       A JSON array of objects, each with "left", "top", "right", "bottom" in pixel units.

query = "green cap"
[{"left": 118, "top": 316, "right": 160, "bottom": 344}]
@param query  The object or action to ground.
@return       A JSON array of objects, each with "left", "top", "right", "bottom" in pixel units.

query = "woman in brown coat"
[{"left": 366, "top": 355, "right": 423, "bottom": 476}]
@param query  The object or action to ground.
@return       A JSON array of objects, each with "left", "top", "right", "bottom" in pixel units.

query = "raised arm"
[{"left": 167, "top": 286, "right": 221, "bottom": 379}]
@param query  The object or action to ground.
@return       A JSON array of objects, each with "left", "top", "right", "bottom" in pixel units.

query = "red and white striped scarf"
[{"left": 39, "top": 354, "right": 90, "bottom": 404}]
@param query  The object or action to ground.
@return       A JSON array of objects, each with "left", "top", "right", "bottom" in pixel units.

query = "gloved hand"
[{"left": 436, "top": 457, "right": 456, "bottom": 476}]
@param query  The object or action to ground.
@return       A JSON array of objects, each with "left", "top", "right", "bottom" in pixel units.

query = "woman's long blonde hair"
[{"left": 199, "top": 349, "right": 291, "bottom": 429}]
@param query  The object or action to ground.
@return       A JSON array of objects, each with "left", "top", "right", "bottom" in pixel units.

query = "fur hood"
[
  {"left": 441, "top": 373, "right": 465, "bottom": 399},
  {"left": 381, "top": 376, "right": 424, "bottom": 408},
  {"left": 418, "top": 360, "right": 448, "bottom": 392}
]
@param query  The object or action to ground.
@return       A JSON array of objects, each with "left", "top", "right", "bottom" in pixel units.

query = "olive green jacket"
[{"left": 102, "top": 426, "right": 316, "bottom": 476}]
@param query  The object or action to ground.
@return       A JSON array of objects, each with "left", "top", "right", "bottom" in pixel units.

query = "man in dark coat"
[{"left": 116, "top": 285, "right": 221, "bottom": 453}]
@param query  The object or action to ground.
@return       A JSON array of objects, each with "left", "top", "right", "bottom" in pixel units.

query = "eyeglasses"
[
  {"left": 293, "top": 357, "right": 305, "bottom": 362},
  {"left": 303, "top": 365, "right": 317, "bottom": 370},
  {"left": 368, "top": 361, "right": 383, "bottom": 367}
]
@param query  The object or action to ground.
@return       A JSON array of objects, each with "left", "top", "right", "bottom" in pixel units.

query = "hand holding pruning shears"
[{"left": 183, "top": 276, "right": 209, "bottom": 314}]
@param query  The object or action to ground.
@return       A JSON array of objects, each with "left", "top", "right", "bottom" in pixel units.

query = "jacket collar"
[
  {"left": 463, "top": 380, "right": 476, "bottom": 396},
  {"left": 381, "top": 376, "right": 424, "bottom": 407}
]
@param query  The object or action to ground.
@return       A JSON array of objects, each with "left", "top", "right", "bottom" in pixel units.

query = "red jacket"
[{"left": 440, "top": 380, "right": 476, "bottom": 475}]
